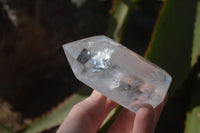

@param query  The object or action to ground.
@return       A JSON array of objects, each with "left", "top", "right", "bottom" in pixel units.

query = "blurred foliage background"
[{"left": 0, "top": 0, "right": 199, "bottom": 133}]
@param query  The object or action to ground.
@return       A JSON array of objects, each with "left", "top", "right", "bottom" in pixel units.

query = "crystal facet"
[{"left": 63, "top": 35, "right": 172, "bottom": 112}]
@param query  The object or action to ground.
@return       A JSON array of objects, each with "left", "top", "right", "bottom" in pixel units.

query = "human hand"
[{"left": 57, "top": 90, "right": 167, "bottom": 133}]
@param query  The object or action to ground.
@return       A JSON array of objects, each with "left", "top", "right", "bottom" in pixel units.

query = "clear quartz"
[{"left": 63, "top": 35, "right": 172, "bottom": 112}]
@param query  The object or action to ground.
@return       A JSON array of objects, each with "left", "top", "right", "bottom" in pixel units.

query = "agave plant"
[{"left": 0, "top": 0, "right": 200, "bottom": 133}]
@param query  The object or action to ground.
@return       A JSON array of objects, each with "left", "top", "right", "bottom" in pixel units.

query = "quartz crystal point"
[{"left": 63, "top": 35, "right": 172, "bottom": 112}]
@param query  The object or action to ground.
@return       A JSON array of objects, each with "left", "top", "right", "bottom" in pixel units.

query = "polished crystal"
[{"left": 63, "top": 35, "right": 172, "bottom": 112}]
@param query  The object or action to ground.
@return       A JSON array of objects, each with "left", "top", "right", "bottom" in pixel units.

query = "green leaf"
[
  {"left": 185, "top": 2, "right": 200, "bottom": 131},
  {"left": 144, "top": 0, "right": 200, "bottom": 132},
  {"left": 98, "top": 106, "right": 122, "bottom": 133},
  {"left": 185, "top": 106, "right": 200, "bottom": 133},
  {"left": 107, "top": 0, "right": 139, "bottom": 42},
  {"left": 0, "top": 123, "right": 14, "bottom": 133},
  {"left": 191, "top": 1, "right": 200, "bottom": 66},
  {"left": 101, "top": 107, "right": 117, "bottom": 126},
  {"left": 145, "top": 0, "right": 197, "bottom": 96},
  {"left": 185, "top": 56, "right": 200, "bottom": 133},
  {"left": 185, "top": 77, "right": 200, "bottom": 133},
  {"left": 20, "top": 86, "right": 91, "bottom": 133}
]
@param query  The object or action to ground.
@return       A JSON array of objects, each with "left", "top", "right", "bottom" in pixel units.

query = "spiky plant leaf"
[
  {"left": 145, "top": 0, "right": 197, "bottom": 96},
  {"left": 19, "top": 87, "right": 91, "bottom": 133},
  {"left": 185, "top": 2, "right": 200, "bottom": 132},
  {"left": 145, "top": 0, "right": 200, "bottom": 132}
]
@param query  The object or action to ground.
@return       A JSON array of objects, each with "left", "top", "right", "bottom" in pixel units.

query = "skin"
[{"left": 57, "top": 90, "right": 167, "bottom": 133}]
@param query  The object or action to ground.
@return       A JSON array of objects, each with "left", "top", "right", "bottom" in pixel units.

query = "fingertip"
[
  {"left": 90, "top": 90, "right": 103, "bottom": 98},
  {"left": 133, "top": 104, "right": 155, "bottom": 133},
  {"left": 137, "top": 104, "right": 155, "bottom": 118}
]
